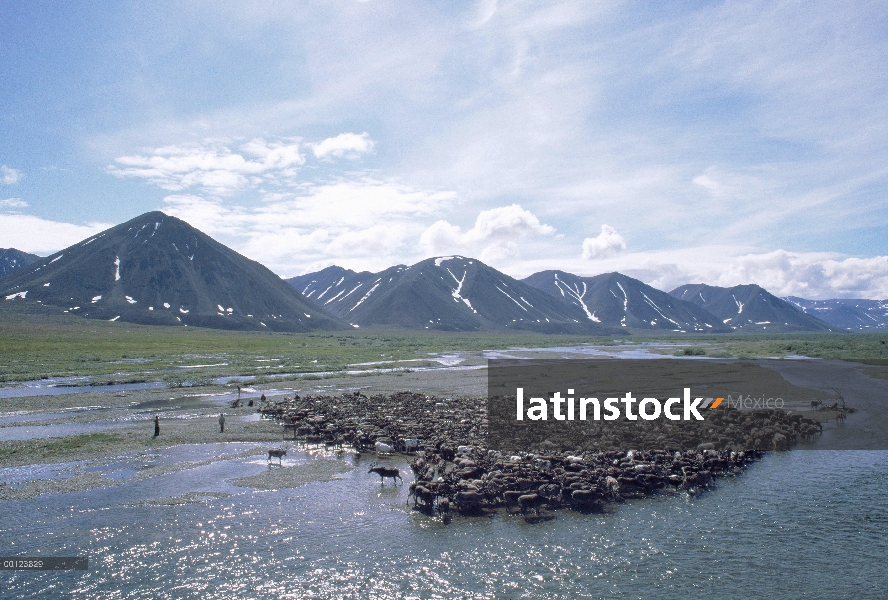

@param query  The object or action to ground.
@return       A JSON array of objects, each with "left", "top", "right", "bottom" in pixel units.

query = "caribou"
[
  {"left": 518, "top": 493, "right": 545, "bottom": 516},
  {"left": 368, "top": 463, "right": 402, "bottom": 485},
  {"left": 408, "top": 481, "right": 436, "bottom": 508},
  {"left": 267, "top": 447, "right": 287, "bottom": 465}
]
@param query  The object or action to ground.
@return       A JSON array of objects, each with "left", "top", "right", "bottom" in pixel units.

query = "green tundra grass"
[
  {"left": 0, "top": 302, "right": 615, "bottom": 384},
  {"left": 1, "top": 302, "right": 886, "bottom": 385}
]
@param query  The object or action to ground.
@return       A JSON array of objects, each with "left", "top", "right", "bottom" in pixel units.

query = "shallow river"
[{"left": 1, "top": 447, "right": 886, "bottom": 599}]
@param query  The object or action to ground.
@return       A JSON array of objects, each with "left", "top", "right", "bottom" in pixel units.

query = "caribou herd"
[{"left": 259, "top": 390, "right": 839, "bottom": 521}]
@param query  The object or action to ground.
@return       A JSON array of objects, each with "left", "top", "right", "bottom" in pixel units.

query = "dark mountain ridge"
[
  {"left": 783, "top": 296, "right": 888, "bottom": 331},
  {"left": 0, "top": 248, "right": 41, "bottom": 278},
  {"left": 1, "top": 211, "right": 345, "bottom": 332},
  {"left": 522, "top": 270, "right": 730, "bottom": 332},
  {"left": 669, "top": 283, "right": 833, "bottom": 332},
  {"left": 288, "top": 256, "right": 616, "bottom": 334}
]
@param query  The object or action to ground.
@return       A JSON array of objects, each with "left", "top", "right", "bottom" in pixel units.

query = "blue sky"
[{"left": 1, "top": 0, "right": 887, "bottom": 298}]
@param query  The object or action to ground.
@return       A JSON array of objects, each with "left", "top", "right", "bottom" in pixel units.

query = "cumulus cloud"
[
  {"left": 0, "top": 198, "right": 27, "bottom": 209},
  {"left": 1, "top": 166, "right": 21, "bottom": 185},
  {"left": 707, "top": 251, "right": 888, "bottom": 300},
  {"left": 311, "top": 132, "right": 375, "bottom": 160},
  {"left": 517, "top": 246, "right": 888, "bottom": 300},
  {"left": 419, "top": 204, "right": 554, "bottom": 261},
  {"left": 581, "top": 224, "right": 625, "bottom": 260},
  {"left": 0, "top": 214, "right": 111, "bottom": 255}
]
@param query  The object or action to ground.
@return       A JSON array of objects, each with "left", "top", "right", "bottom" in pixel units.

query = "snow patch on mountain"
[
  {"left": 497, "top": 285, "right": 528, "bottom": 311},
  {"left": 616, "top": 282, "right": 628, "bottom": 326},
  {"left": 350, "top": 281, "right": 381, "bottom": 312}
]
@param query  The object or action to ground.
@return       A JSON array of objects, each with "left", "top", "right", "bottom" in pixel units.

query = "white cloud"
[
  {"left": 324, "top": 223, "right": 409, "bottom": 257},
  {"left": 419, "top": 204, "right": 554, "bottom": 261},
  {"left": 581, "top": 224, "right": 626, "bottom": 260},
  {"left": 1, "top": 166, "right": 21, "bottom": 185},
  {"left": 239, "top": 139, "right": 306, "bottom": 172},
  {"left": 0, "top": 198, "right": 27, "bottom": 209},
  {"left": 108, "top": 135, "right": 377, "bottom": 195},
  {"left": 471, "top": 0, "right": 499, "bottom": 28},
  {"left": 0, "top": 214, "right": 111, "bottom": 255},
  {"left": 311, "top": 132, "right": 375, "bottom": 160},
  {"left": 269, "top": 179, "right": 452, "bottom": 228},
  {"left": 108, "top": 138, "right": 308, "bottom": 195},
  {"left": 516, "top": 246, "right": 888, "bottom": 300},
  {"left": 691, "top": 166, "right": 776, "bottom": 202},
  {"left": 159, "top": 194, "right": 244, "bottom": 237},
  {"left": 161, "top": 178, "right": 455, "bottom": 275},
  {"left": 705, "top": 250, "right": 888, "bottom": 300}
]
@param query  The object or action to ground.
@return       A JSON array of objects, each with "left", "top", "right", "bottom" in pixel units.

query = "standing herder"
[
  {"left": 219, "top": 413, "right": 225, "bottom": 433},
  {"left": 153, "top": 415, "right": 160, "bottom": 438}
]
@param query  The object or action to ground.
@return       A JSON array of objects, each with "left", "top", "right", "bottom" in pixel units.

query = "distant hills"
[
  {"left": 522, "top": 270, "right": 730, "bottom": 332},
  {"left": 287, "top": 256, "right": 615, "bottom": 333},
  {"left": 0, "top": 248, "right": 40, "bottom": 278},
  {"left": 669, "top": 283, "right": 833, "bottom": 332},
  {"left": 783, "top": 297, "right": 888, "bottom": 331},
  {"left": 0, "top": 211, "right": 863, "bottom": 334},
  {"left": 0, "top": 212, "right": 345, "bottom": 332}
]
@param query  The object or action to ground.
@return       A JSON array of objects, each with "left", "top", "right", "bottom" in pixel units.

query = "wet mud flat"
[
  {"left": 0, "top": 369, "right": 478, "bottom": 501},
  {"left": 0, "top": 385, "right": 287, "bottom": 499}
]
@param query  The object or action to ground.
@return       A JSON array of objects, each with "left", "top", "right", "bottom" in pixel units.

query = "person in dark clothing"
[
  {"left": 219, "top": 413, "right": 225, "bottom": 433},
  {"left": 153, "top": 415, "right": 160, "bottom": 438}
]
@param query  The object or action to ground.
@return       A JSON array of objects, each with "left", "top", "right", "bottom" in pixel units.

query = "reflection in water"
[{"left": 0, "top": 450, "right": 886, "bottom": 598}]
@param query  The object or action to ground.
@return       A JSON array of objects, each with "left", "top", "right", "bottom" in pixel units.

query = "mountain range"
[
  {"left": 287, "top": 257, "right": 615, "bottom": 334},
  {"left": 0, "top": 248, "right": 40, "bottom": 278},
  {"left": 0, "top": 210, "right": 868, "bottom": 334},
  {"left": 669, "top": 283, "right": 834, "bottom": 332},
  {"left": 783, "top": 297, "right": 888, "bottom": 331},
  {"left": 522, "top": 270, "right": 731, "bottom": 332},
  {"left": 290, "top": 263, "right": 837, "bottom": 333},
  {"left": 0, "top": 212, "right": 344, "bottom": 332}
]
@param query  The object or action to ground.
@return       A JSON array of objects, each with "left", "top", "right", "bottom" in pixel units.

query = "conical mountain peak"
[{"left": 1, "top": 211, "right": 346, "bottom": 332}]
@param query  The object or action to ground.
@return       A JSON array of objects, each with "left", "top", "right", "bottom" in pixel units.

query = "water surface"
[{"left": 1, "top": 450, "right": 885, "bottom": 598}]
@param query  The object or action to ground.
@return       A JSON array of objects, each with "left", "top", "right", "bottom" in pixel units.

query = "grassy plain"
[
  {"left": 1, "top": 302, "right": 887, "bottom": 385},
  {"left": 0, "top": 303, "right": 615, "bottom": 384}
]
